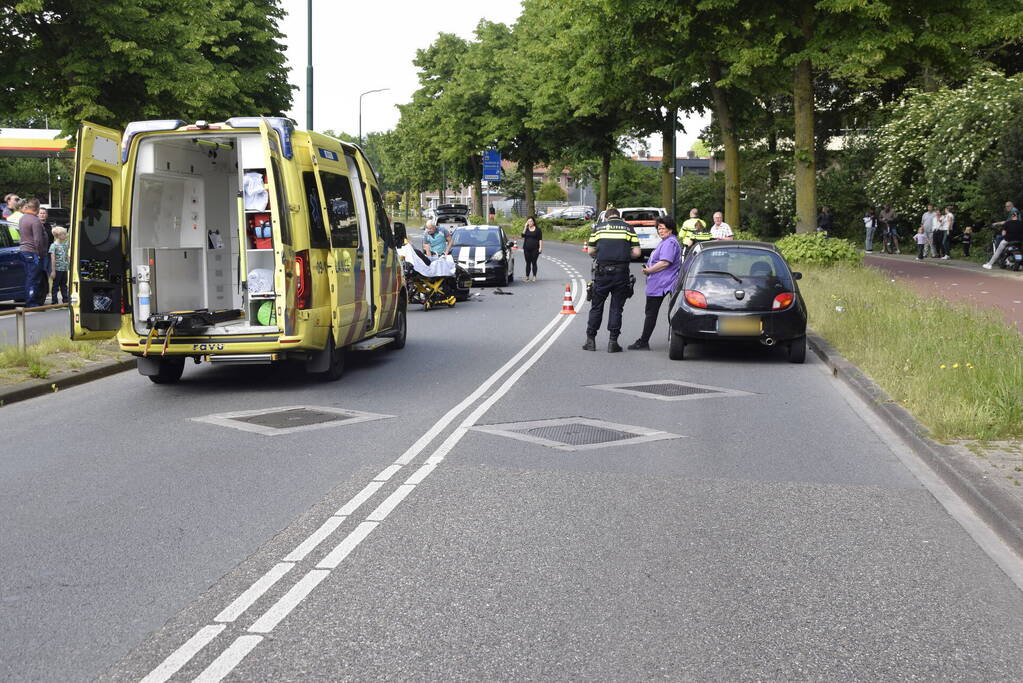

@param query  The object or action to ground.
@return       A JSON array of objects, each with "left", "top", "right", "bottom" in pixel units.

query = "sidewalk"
[{"left": 864, "top": 252, "right": 1023, "bottom": 332}]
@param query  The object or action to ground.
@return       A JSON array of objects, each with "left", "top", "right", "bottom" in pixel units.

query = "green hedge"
[{"left": 775, "top": 232, "right": 860, "bottom": 267}]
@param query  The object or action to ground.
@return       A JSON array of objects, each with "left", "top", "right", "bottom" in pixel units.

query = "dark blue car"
[{"left": 0, "top": 220, "right": 26, "bottom": 303}]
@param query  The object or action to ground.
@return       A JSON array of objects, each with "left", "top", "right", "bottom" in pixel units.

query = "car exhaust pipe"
[{"left": 760, "top": 337, "right": 775, "bottom": 347}]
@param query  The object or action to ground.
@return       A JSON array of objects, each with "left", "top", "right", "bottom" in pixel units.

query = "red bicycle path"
[{"left": 864, "top": 253, "right": 1023, "bottom": 333}]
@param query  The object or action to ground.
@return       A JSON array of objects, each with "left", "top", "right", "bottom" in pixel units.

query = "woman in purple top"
[{"left": 628, "top": 215, "right": 681, "bottom": 350}]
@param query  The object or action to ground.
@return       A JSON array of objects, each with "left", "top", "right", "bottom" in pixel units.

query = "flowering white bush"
[{"left": 865, "top": 71, "right": 1023, "bottom": 219}]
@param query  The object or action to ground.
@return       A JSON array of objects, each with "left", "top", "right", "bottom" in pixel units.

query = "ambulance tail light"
[{"left": 295, "top": 250, "right": 312, "bottom": 309}]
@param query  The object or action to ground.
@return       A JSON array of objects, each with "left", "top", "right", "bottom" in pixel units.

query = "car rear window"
[
  {"left": 689, "top": 248, "right": 792, "bottom": 285},
  {"left": 622, "top": 210, "right": 660, "bottom": 221}
]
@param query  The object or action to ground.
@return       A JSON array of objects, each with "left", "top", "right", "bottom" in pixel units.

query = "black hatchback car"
[
  {"left": 449, "top": 225, "right": 515, "bottom": 286},
  {"left": 667, "top": 241, "right": 807, "bottom": 363}
]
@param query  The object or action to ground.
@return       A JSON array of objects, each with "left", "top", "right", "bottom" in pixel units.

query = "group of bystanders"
[{"left": 3, "top": 192, "right": 69, "bottom": 306}]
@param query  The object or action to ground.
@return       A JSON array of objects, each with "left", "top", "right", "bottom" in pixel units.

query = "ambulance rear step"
[
  {"left": 349, "top": 337, "right": 393, "bottom": 352},
  {"left": 205, "top": 353, "right": 278, "bottom": 365}
]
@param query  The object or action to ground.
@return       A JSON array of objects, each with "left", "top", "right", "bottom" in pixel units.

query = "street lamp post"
[
  {"left": 306, "top": 0, "right": 313, "bottom": 130},
  {"left": 358, "top": 88, "right": 390, "bottom": 148}
]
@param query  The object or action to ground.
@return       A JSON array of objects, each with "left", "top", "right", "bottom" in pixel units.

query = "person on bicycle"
[{"left": 880, "top": 204, "right": 900, "bottom": 254}]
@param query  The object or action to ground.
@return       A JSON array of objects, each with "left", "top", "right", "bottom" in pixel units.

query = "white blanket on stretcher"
[{"left": 398, "top": 243, "right": 456, "bottom": 277}]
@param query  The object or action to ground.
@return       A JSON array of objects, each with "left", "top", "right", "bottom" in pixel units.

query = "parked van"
[{"left": 69, "top": 118, "right": 407, "bottom": 383}]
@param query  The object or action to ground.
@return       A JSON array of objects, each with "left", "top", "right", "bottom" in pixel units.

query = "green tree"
[
  {"left": 607, "top": 158, "right": 660, "bottom": 208},
  {"left": 493, "top": 170, "right": 527, "bottom": 200},
  {"left": 536, "top": 180, "right": 566, "bottom": 202},
  {"left": 0, "top": 0, "right": 292, "bottom": 132},
  {"left": 676, "top": 173, "right": 725, "bottom": 226},
  {"left": 517, "top": 0, "right": 640, "bottom": 212},
  {"left": 720, "top": 0, "right": 1023, "bottom": 232}
]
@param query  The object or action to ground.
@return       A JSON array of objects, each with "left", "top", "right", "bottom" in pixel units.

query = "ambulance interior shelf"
[{"left": 240, "top": 167, "right": 274, "bottom": 305}]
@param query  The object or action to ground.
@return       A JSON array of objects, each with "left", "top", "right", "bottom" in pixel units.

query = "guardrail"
[{"left": 0, "top": 303, "right": 68, "bottom": 352}]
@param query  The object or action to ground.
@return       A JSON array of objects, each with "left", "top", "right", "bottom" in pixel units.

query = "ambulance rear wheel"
[
  {"left": 148, "top": 357, "right": 185, "bottom": 384},
  {"left": 319, "top": 336, "right": 345, "bottom": 381}
]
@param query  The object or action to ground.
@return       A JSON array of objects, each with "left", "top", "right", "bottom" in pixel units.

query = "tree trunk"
[
  {"left": 599, "top": 149, "right": 611, "bottom": 212},
  {"left": 522, "top": 161, "right": 535, "bottom": 218},
  {"left": 709, "top": 60, "right": 740, "bottom": 230},
  {"left": 660, "top": 113, "right": 675, "bottom": 214},
  {"left": 470, "top": 154, "right": 483, "bottom": 217},
  {"left": 793, "top": 5, "right": 816, "bottom": 234},
  {"left": 793, "top": 58, "right": 816, "bottom": 234}
]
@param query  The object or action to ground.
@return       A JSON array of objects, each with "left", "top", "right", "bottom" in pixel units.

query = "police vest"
[
  {"left": 681, "top": 227, "right": 714, "bottom": 246},
  {"left": 587, "top": 218, "right": 639, "bottom": 263}
]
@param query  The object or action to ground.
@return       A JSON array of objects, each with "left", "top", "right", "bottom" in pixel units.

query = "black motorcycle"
[{"left": 995, "top": 240, "right": 1023, "bottom": 271}]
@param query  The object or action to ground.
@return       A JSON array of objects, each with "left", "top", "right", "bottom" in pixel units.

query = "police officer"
[
  {"left": 583, "top": 207, "right": 640, "bottom": 352},
  {"left": 679, "top": 208, "right": 714, "bottom": 256}
]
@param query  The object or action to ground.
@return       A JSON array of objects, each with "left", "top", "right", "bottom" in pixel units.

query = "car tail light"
[
  {"left": 772, "top": 292, "right": 794, "bottom": 310},
  {"left": 684, "top": 290, "right": 707, "bottom": 309},
  {"left": 295, "top": 250, "right": 311, "bottom": 309}
]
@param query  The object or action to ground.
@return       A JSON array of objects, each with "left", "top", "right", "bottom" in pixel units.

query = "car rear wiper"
[{"left": 700, "top": 270, "right": 743, "bottom": 283}]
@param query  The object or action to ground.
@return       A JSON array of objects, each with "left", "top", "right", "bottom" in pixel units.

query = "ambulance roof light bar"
[{"left": 121, "top": 120, "right": 185, "bottom": 162}]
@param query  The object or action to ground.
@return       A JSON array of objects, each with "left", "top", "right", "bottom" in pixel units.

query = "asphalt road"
[{"left": 2, "top": 241, "right": 1022, "bottom": 681}]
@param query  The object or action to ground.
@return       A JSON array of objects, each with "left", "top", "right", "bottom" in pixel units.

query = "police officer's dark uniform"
[{"left": 584, "top": 210, "right": 639, "bottom": 352}]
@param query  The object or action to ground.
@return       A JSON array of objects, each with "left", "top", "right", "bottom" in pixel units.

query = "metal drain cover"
[
  {"left": 626, "top": 383, "right": 719, "bottom": 397},
  {"left": 233, "top": 408, "right": 352, "bottom": 429},
  {"left": 472, "top": 417, "right": 683, "bottom": 451},
  {"left": 589, "top": 380, "right": 755, "bottom": 402},
  {"left": 523, "top": 423, "right": 635, "bottom": 446},
  {"left": 193, "top": 405, "right": 393, "bottom": 436}
]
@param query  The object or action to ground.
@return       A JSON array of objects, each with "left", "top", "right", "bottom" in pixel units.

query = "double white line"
[{"left": 141, "top": 270, "right": 586, "bottom": 683}]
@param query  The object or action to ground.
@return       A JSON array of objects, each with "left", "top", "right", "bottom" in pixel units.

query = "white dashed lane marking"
[{"left": 139, "top": 256, "right": 587, "bottom": 683}]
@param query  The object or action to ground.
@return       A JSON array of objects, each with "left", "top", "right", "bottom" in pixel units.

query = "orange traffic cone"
[{"left": 560, "top": 284, "right": 577, "bottom": 315}]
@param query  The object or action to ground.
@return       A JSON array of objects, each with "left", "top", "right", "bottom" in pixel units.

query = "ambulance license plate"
[
  {"left": 1013, "top": 253, "right": 1021, "bottom": 261},
  {"left": 718, "top": 316, "right": 762, "bottom": 336}
]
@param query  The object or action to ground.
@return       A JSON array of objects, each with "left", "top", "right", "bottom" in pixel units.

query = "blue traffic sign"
[{"left": 482, "top": 149, "right": 501, "bottom": 181}]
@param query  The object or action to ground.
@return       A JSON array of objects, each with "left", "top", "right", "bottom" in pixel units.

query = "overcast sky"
[{"left": 276, "top": 0, "right": 710, "bottom": 154}]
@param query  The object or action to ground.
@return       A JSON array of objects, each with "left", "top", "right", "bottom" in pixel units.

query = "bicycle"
[{"left": 880, "top": 222, "right": 900, "bottom": 254}]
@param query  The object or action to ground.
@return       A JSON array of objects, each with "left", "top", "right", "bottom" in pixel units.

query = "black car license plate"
[{"left": 718, "top": 316, "right": 762, "bottom": 336}]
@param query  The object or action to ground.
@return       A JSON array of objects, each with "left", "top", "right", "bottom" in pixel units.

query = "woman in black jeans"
[
  {"left": 520, "top": 216, "right": 543, "bottom": 281},
  {"left": 628, "top": 215, "right": 682, "bottom": 350}
]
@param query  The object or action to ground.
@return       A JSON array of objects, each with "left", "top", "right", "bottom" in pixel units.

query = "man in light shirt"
[
  {"left": 919, "top": 204, "right": 937, "bottom": 258},
  {"left": 710, "top": 211, "right": 733, "bottom": 239}
]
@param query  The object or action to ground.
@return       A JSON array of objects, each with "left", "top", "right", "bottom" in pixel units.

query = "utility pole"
[
  {"left": 671, "top": 107, "right": 678, "bottom": 218},
  {"left": 306, "top": 0, "right": 313, "bottom": 130}
]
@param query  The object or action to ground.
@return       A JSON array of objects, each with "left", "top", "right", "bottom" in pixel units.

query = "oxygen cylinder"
[{"left": 136, "top": 265, "right": 151, "bottom": 320}]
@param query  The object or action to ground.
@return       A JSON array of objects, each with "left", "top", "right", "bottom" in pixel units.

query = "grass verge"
[
  {"left": 801, "top": 263, "right": 1023, "bottom": 441},
  {"left": 0, "top": 334, "right": 122, "bottom": 385}
]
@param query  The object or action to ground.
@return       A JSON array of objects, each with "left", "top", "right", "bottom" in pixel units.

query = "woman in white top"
[
  {"left": 940, "top": 206, "right": 954, "bottom": 259},
  {"left": 932, "top": 207, "right": 949, "bottom": 258}
]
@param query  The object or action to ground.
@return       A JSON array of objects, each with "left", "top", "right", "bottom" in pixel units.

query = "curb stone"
[
  {"left": 0, "top": 358, "right": 135, "bottom": 408},
  {"left": 808, "top": 331, "right": 1023, "bottom": 558}
]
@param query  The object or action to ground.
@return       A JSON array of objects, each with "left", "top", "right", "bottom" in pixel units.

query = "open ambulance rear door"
[{"left": 69, "top": 122, "right": 126, "bottom": 340}]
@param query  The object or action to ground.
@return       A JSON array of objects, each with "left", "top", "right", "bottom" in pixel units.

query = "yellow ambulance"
[{"left": 69, "top": 117, "right": 408, "bottom": 383}]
